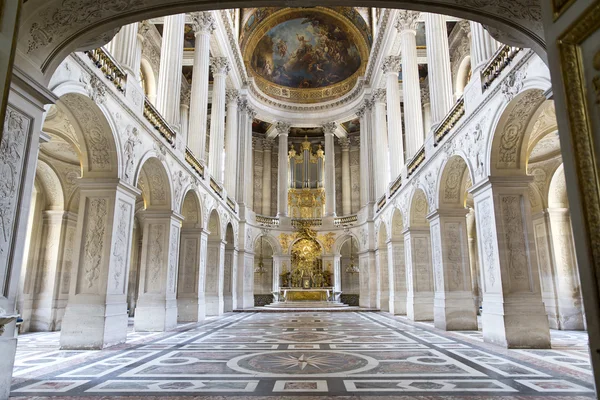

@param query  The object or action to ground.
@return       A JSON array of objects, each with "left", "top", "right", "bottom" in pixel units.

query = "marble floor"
[{"left": 9, "top": 312, "right": 595, "bottom": 399}]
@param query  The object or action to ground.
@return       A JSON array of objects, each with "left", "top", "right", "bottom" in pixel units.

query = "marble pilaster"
[
  {"left": 188, "top": 12, "right": 215, "bottom": 160},
  {"left": 155, "top": 14, "right": 185, "bottom": 128},
  {"left": 376, "top": 246, "right": 390, "bottom": 311},
  {"left": 404, "top": 227, "right": 434, "bottom": 321},
  {"left": 371, "top": 90, "right": 390, "bottom": 199},
  {"left": 395, "top": 11, "right": 424, "bottom": 158},
  {"left": 208, "top": 57, "right": 230, "bottom": 185},
  {"left": 357, "top": 101, "right": 375, "bottom": 207},
  {"left": 61, "top": 180, "right": 139, "bottom": 347},
  {"left": 387, "top": 238, "right": 407, "bottom": 314},
  {"left": 383, "top": 55, "right": 404, "bottom": 178},
  {"left": 134, "top": 211, "right": 181, "bottom": 332},
  {"left": 471, "top": 178, "right": 551, "bottom": 348},
  {"left": 429, "top": 209, "right": 478, "bottom": 330},
  {"left": 205, "top": 239, "right": 226, "bottom": 316},
  {"left": 177, "top": 228, "right": 208, "bottom": 322}
]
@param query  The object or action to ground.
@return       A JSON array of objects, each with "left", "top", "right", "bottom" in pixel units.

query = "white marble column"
[
  {"left": 424, "top": 13, "right": 454, "bottom": 127},
  {"left": 383, "top": 56, "right": 404, "bottom": 178},
  {"left": 395, "top": 11, "right": 424, "bottom": 158},
  {"left": 421, "top": 85, "right": 432, "bottom": 137},
  {"left": 188, "top": 12, "right": 215, "bottom": 160},
  {"left": 339, "top": 137, "right": 352, "bottom": 216},
  {"left": 371, "top": 90, "right": 390, "bottom": 199},
  {"left": 262, "top": 139, "right": 274, "bottom": 215},
  {"left": 323, "top": 122, "right": 337, "bottom": 216},
  {"left": 134, "top": 211, "right": 182, "bottom": 332},
  {"left": 428, "top": 209, "right": 478, "bottom": 330},
  {"left": 471, "top": 178, "right": 550, "bottom": 348},
  {"left": 155, "top": 13, "right": 185, "bottom": 128},
  {"left": 404, "top": 227, "right": 434, "bottom": 321},
  {"left": 208, "top": 57, "right": 230, "bottom": 185},
  {"left": 469, "top": 22, "right": 499, "bottom": 73},
  {"left": 236, "top": 101, "right": 256, "bottom": 209},
  {"left": 179, "top": 89, "right": 190, "bottom": 149},
  {"left": 61, "top": 181, "right": 139, "bottom": 347},
  {"left": 224, "top": 89, "right": 239, "bottom": 196},
  {"left": 357, "top": 100, "right": 375, "bottom": 207},
  {"left": 275, "top": 121, "right": 291, "bottom": 217},
  {"left": 107, "top": 22, "right": 141, "bottom": 78},
  {"left": 177, "top": 228, "right": 208, "bottom": 322}
]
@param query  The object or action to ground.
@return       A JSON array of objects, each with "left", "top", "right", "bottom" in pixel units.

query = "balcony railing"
[
  {"left": 226, "top": 196, "right": 237, "bottom": 213},
  {"left": 334, "top": 215, "right": 358, "bottom": 227},
  {"left": 85, "top": 48, "right": 126, "bottom": 93},
  {"left": 434, "top": 97, "right": 465, "bottom": 145},
  {"left": 407, "top": 146, "right": 426, "bottom": 176},
  {"left": 185, "top": 147, "right": 204, "bottom": 178},
  {"left": 256, "top": 215, "right": 280, "bottom": 227},
  {"left": 210, "top": 177, "right": 223, "bottom": 199},
  {"left": 481, "top": 45, "right": 522, "bottom": 90},
  {"left": 144, "top": 97, "right": 175, "bottom": 145},
  {"left": 291, "top": 218, "right": 322, "bottom": 228},
  {"left": 389, "top": 175, "right": 402, "bottom": 197},
  {"left": 376, "top": 195, "right": 387, "bottom": 213}
]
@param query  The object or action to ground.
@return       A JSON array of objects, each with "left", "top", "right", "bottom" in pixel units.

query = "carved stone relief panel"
[
  {"left": 533, "top": 220, "right": 553, "bottom": 295},
  {"left": 500, "top": 195, "right": 531, "bottom": 293},
  {"left": 60, "top": 225, "right": 76, "bottom": 295},
  {"left": 179, "top": 238, "right": 198, "bottom": 294},
  {"left": 206, "top": 246, "right": 219, "bottom": 295},
  {"left": 110, "top": 200, "right": 132, "bottom": 295},
  {"left": 444, "top": 222, "right": 465, "bottom": 292},
  {"left": 431, "top": 224, "right": 443, "bottom": 293},
  {"left": 77, "top": 197, "right": 108, "bottom": 294},
  {"left": 168, "top": 226, "right": 179, "bottom": 294},
  {"left": 145, "top": 223, "right": 164, "bottom": 293},
  {"left": 224, "top": 253, "right": 232, "bottom": 295},
  {"left": 413, "top": 235, "right": 433, "bottom": 292},
  {"left": 392, "top": 241, "right": 406, "bottom": 292},
  {"left": 0, "top": 107, "right": 31, "bottom": 289},
  {"left": 477, "top": 198, "right": 499, "bottom": 292}
]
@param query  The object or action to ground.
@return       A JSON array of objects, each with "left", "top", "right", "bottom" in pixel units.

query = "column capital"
[
  {"left": 420, "top": 84, "right": 430, "bottom": 104},
  {"left": 275, "top": 121, "right": 291, "bottom": 136},
  {"left": 395, "top": 10, "right": 420, "bottom": 32},
  {"left": 339, "top": 136, "right": 350, "bottom": 150},
  {"left": 382, "top": 55, "right": 401, "bottom": 73},
  {"left": 138, "top": 20, "right": 152, "bottom": 40},
  {"left": 190, "top": 11, "right": 216, "bottom": 35},
  {"left": 225, "top": 88, "right": 240, "bottom": 104},
  {"left": 322, "top": 122, "right": 337, "bottom": 135},
  {"left": 180, "top": 87, "right": 191, "bottom": 107},
  {"left": 263, "top": 138, "right": 274, "bottom": 151},
  {"left": 372, "top": 88, "right": 386, "bottom": 103},
  {"left": 356, "top": 99, "right": 372, "bottom": 118},
  {"left": 209, "top": 56, "right": 230, "bottom": 75}
]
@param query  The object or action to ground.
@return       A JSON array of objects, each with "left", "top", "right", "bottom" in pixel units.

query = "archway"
[
  {"left": 405, "top": 188, "right": 433, "bottom": 321},
  {"left": 376, "top": 223, "right": 389, "bottom": 311},
  {"left": 177, "top": 189, "right": 205, "bottom": 322},
  {"left": 254, "top": 235, "right": 274, "bottom": 306},
  {"left": 339, "top": 235, "right": 359, "bottom": 306}
]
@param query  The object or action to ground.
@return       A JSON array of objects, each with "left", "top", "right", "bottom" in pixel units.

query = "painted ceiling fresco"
[{"left": 242, "top": 7, "right": 370, "bottom": 104}]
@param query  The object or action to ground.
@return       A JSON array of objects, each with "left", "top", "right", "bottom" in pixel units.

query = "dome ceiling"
[{"left": 242, "top": 7, "right": 371, "bottom": 104}]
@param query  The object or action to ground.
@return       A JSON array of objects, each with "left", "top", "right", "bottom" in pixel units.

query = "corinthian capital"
[
  {"left": 190, "top": 11, "right": 216, "bottom": 34},
  {"left": 395, "top": 10, "right": 420, "bottom": 32},
  {"left": 225, "top": 89, "right": 239, "bottom": 104},
  {"left": 382, "top": 55, "right": 401, "bottom": 73},
  {"left": 372, "top": 88, "right": 386, "bottom": 103},
  {"left": 210, "top": 57, "right": 230, "bottom": 75},
  {"left": 322, "top": 122, "right": 337, "bottom": 135},
  {"left": 356, "top": 99, "right": 372, "bottom": 118},
  {"left": 275, "top": 121, "right": 291, "bottom": 135}
]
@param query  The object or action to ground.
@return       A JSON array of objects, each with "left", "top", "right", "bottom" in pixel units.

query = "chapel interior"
[{"left": 1, "top": 2, "right": 600, "bottom": 398}]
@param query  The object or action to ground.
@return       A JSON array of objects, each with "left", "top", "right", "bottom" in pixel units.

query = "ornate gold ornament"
[
  {"left": 557, "top": 1, "right": 600, "bottom": 304},
  {"left": 552, "top": 0, "right": 577, "bottom": 21},
  {"left": 317, "top": 232, "right": 336, "bottom": 253},
  {"left": 279, "top": 232, "right": 297, "bottom": 252}
]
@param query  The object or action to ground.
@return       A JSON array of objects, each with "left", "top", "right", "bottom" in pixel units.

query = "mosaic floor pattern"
[{"left": 10, "top": 312, "right": 595, "bottom": 398}]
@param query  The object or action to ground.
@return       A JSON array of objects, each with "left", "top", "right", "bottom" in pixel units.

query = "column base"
[
  {"left": 482, "top": 294, "right": 551, "bottom": 348},
  {"left": 134, "top": 299, "right": 177, "bottom": 332},
  {"left": 407, "top": 292, "right": 434, "bottom": 321},
  {"left": 0, "top": 337, "right": 17, "bottom": 400},
  {"left": 434, "top": 291, "right": 478, "bottom": 330},
  {"left": 30, "top": 303, "right": 66, "bottom": 332},
  {"left": 60, "top": 302, "right": 128, "bottom": 349},
  {"left": 390, "top": 295, "right": 407, "bottom": 315},
  {"left": 557, "top": 298, "right": 585, "bottom": 330},
  {"left": 205, "top": 294, "right": 223, "bottom": 316},
  {"left": 223, "top": 295, "right": 233, "bottom": 313},
  {"left": 177, "top": 296, "right": 206, "bottom": 322}
]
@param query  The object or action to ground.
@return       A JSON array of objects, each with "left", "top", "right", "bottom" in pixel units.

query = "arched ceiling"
[{"left": 242, "top": 7, "right": 371, "bottom": 104}]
